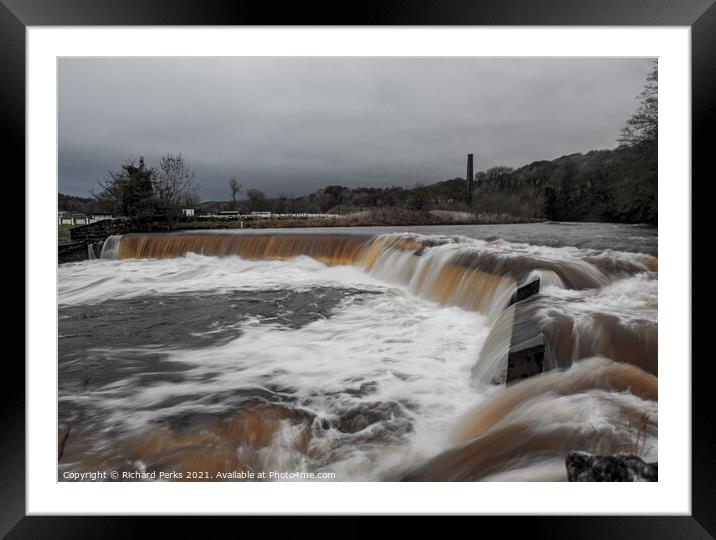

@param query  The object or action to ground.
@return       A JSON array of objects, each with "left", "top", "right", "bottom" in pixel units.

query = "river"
[{"left": 57, "top": 223, "right": 658, "bottom": 481}]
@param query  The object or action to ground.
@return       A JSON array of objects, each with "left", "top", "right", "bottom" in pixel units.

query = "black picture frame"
[{"left": 5, "top": 0, "right": 711, "bottom": 536}]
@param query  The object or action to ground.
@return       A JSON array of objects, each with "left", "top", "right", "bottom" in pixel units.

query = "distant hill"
[
  {"left": 60, "top": 142, "right": 656, "bottom": 225},
  {"left": 206, "top": 142, "right": 656, "bottom": 224},
  {"left": 469, "top": 142, "right": 657, "bottom": 224},
  {"left": 58, "top": 193, "right": 107, "bottom": 214}
]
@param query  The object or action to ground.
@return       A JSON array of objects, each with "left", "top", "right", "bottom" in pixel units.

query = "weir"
[
  {"left": 99, "top": 231, "right": 658, "bottom": 381},
  {"left": 105, "top": 232, "right": 521, "bottom": 316}
]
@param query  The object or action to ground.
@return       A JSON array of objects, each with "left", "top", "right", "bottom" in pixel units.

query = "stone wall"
[
  {"left": 60, "top": 219, "right": 141, "bottom": 264},
  {"left": 58, "top": 242, "right": 91, "bottom": 264},
  {"left": 69, "top": 219, "right": 137, "bottom": 243}
]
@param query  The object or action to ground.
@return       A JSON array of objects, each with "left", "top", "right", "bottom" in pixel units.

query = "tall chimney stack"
[{"left": 466, "top": 153, "right": 474, "bottom": 193}]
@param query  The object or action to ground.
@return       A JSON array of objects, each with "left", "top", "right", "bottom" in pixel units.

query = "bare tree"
[
  {"left": 154, "top": 153, "right": 198, "bottom": 219},
  {"left": 618, "top": 60, "right": 657, "bottom": 146},
  {"left": 228, "top": 176, "right": 242, "bottom": 210}
]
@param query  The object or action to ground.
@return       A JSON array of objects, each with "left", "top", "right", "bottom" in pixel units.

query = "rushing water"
[{"left": 58, "top": 224, "right": 657, "bottom": 481}]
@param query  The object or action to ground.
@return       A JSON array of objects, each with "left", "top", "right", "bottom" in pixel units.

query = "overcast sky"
[{"left": 59, "top": 57, "right": 653, "bottom": 200}]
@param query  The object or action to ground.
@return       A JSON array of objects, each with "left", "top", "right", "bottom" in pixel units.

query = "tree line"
[{"left": 192, "top": 137, "right": 654, "bottom": 225}]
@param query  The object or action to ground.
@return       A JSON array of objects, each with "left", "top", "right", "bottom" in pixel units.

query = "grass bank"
[{"left": 58, "top": 224, "right": 77, "bottom": 242}]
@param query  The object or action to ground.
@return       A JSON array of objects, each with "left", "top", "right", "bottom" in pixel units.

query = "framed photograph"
[{"left": 6, "top": 0, "right": 711, "bottom": 535}]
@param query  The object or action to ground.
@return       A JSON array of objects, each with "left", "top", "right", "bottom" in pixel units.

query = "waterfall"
[
  {"left": 99, "top": 235, "right": 123, "bottom": 259},
  {"left": 99, "top": 231, "right": 657, "bottom": 357}
]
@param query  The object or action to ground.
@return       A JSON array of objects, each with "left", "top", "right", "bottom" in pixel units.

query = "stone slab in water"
[
  {"left": 566, "top": 451, "right": 658, "bottom": 482},
  {"left": 508, "top": 277, "right": 540, "bottom": 306},
  {"left": 506, "top": 333, "right": 545, "bottom": 384}
]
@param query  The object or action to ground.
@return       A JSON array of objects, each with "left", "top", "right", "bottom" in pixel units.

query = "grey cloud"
[{"left": 59, "top": 57, "right": 654, "bottom": 200}]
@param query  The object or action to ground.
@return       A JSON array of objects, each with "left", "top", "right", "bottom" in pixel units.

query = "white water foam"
[
  {"left": 58, "top": 232, "right": 658, "bottom": 481},
  {"left": 59, "top": 253, "right": 390, "bottom": 306},
  {"left": 59, "top": 255, "right": 491, "bottom": 479}
]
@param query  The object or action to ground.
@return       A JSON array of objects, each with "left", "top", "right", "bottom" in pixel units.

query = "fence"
[{"left": 59, "top": 216, "right": 113, "bottom": 226}]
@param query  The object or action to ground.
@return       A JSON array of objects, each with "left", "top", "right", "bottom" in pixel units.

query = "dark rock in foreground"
[{"left": 566, "top": 451, "right": 657, "bottom": 482}]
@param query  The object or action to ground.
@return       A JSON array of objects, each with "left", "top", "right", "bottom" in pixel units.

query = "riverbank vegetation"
[{"left": 58, "top": 223, "right": 76, "bottom": 242}]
